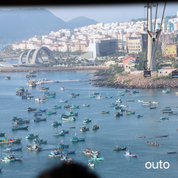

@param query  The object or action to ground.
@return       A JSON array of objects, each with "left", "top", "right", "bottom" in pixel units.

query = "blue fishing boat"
[
  {"left": 92, "top": 92, "right": 99, "bottom": 95},
  {"left": 70, "top": 135, "right": 85, "bottom": 142},
  {"left": 12, "top": 125, "right": 29, "bottom": 130},
  {"left": 0, "top": 137, "right": 22, "bottom": 144},
  {"left": 46, "top": 111, "right": 57, "bottom": 115},
  {"left": 116, "top": 99, "right": 122, "bottom": 103},
  {"left": 83, "top": 118, "right": 92, "bottom": 123},
  {"left": 26, "top": 144, "right": 42, "bottom": 151},
  {"left": 26, "top": 133, "right": 39, "bottom": 139},
  {"left": 88, "top": 159, "right": 95, "bottom": 167},
  {"left": 137, "top": 115, "right": 143, "bottom": 118},
  {"left": 52, "top": 120, "right": 62, "bottom": 126},
  {"left": 65, "top": 111, "right": 78, "bottom": 116},
  {"left": 124, "top": 150, "right": 138, "bottom": 157},
  {"left": 88, "top": 94, "right": 95, "bottom": 98},
  {"left": 33, "top": 113, "right": 42, "bottom": 117},
  {"left": 33, "top": 117, "right": 47, "bottom": 122},
  {"left": 59, "top": 99, "right": 68, "bottom": 103},
  {"left": 114, "top": 112, "right": 123, "bottom": 117},
  {"left": 53, "top": 131, "right": 65, "bottom": 136},
  {"left": 91, "top": 154, "right": 104, "bottom": 161},
  {"left": 92, "top": 125, "right": 99, "bottom": 130},
  {"left": 13, "top": 119, "right": 30, "bottom": 125},
  {"left": 0, "top": 132, "right": 5, "bottom": 137},
  {"left": 62, "top": 117, "right": 76, "bottom": 121},
  {"left": 80, "top": 126, "right": 90, "bottom": 132},
  {"left": 53, "top": 105, "right": 62, "bottom": 109},
  {"left": 1, "top": 153, "right": 23, "bottom": 162},
  {"left": 162, "top": 89, "right": 170, "bottom": 93},
  {"left": 43, "top": 94, "right": 55, "bottom": 99},
  {"left": 109, "top": 103, "right": 117, "bottom": 107},
  {"left": 82, "top": 104, "right": 90, "bottom": 107},
  {"left": 12, "top": 116, "right": 22, "bottom": 121},
  {"left": 125, "top": 110, "right": 135, "bottom": 115},
  {"left": 33, "top": 138, "right": 47, "bottom": 144},
  {"left": 100, "top": 110, "right": 110, "bottom": 114},
  {"left": 62, "top": 149, "right": 76, "bottom": 154},
  {"left": 58, "top": 143, "right": 69, "bottom": 149},
  {"left": 3, "top": 145, "right": 23, "bottom": 152},
  {"left": 132, "top": 90, "right": 139, "bottom": 94},
  {"left": 70, "top": 105, "right": 79, "bottom": 109},
  {"left": 117, "top": 93, "right": 125, "bottom": 96},
  {"left": 27, "top": 107, "right": 37, "bottom": 112},
  {"left": 49, "top": 149, "right": 62, "bottom": 157},
  {"left": 60, "top": 129, "right": 69, "bottom": 134}
]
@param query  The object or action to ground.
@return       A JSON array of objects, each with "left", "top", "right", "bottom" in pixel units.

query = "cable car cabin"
[
  {"left": 171, "top": 70, "right": 178, "bottom": 78},
  {"left": 143, "top": 70, "right": 151, "bottom": 77}
]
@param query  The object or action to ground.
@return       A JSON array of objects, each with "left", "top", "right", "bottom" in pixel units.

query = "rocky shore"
[{"left": 91, "top": 70, "right": 178, "bottom": 89}]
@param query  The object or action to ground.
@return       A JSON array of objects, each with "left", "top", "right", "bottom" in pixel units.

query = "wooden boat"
[
  {"left": 109, "top": 103, "right": 117, "bottom": 107},
  {"left": 92, "top": 92, "right": 99, "bottom": 95},
  {"left": 116, "top": 99, "right": 122, "bottom": 103},
  {"left": 58, "top": 143, "right": 69, "bottom": 149},
  {"left": 49, "top": 149, "right": 62, "bottom": 157},
  {"left": 70, "top": 105, "right": 79, "bottom": 109},
  {"left": 53, "top": 131, "right": 65, "bottom": 137},
  {"left": 96, "top": 95, "right": 105, "bottom": 99},
  {"left": 88, "top": 159, "right": 95, "bottom": 167},
  {"left": 167, "top": 151, "right": 176, "bottom": 154},
  {"left": 91, "top": 154, "right": 104, "bottom": 161},
  {"left": 150, "top": 106, "right": 156, "bottom": 109},
  {"left": 92, "top": 125, "right": 99, "bottom": 130},
  {"left": 0, "top": 137, "right": 22, "bottom": 144},
  {"left": 70, "top": 136, "right": 85, "bottom": 142},
  {"left": 137, "top": 115, "right": 143, "bottom": 118},
  {"left": 80, "top": 126, "right": 90, "bottom": 132},
  {"left": 100, "top": 110, "right": 110, "bottom": 114},
  {"left": 147, "top": 142, "right": 159, "bottom": 146},
  {"left": 82, "top": 104, "right": 90, "bottom": 107},
  {"left": 113, "top": 146, "right": 127, "bottom": 151},
  {"left": 155, "top": 134, "right": 169, "bottom": 138},
  {"left": 83, "top": 118, "right": 92, "bottom": 123},
  {"left": 105, "top": 96, "right": 112, "bottom": 99},
  {"left": 125, "top": 110, "right": 135, "bottom": 115},
  {"left": 53, "top": 105, "right": 62, "bottom": 109},
  {"left": 33, "top": 112, "right": 42, "bottom": 117},
  {"left": 124, "top": 89, "right": 130, "bottom": 92},
  {"left": 88, "top": 94, "right": 95, "bottom": 98},
  {"left": 46, "top": 111, "right": 57, "bottom": 115},
  {"left": 160, "top": 117, "right": 169, "bottom": 120},
  {"left": 26, "top": 144, "right": 42, "bottom": 151},
  {"left": 160, "top": 107, "right": 171, "bottom": 111},
  {"left": 12, "top": 125, "right": 28, "bottom": 130},
  {"left": 62, "top": 149, "right": 76, "bottom": 154},
  {"left": 126, "top": 100, "right": 134, "bottom": 102},
  {"left": 51, "top": 120, "right": 62, "bottom": 126},
  {"left": 65, "top": 111, "right": 78, "bottom": 116},
  {"left": 13, "top": 119, "right": 30, "bottom": 125},
  {"left": 136, "top": 136, "right": 145, "bottom": 138},
  {"left": 3, "top": 145, "right": 23, "bottom": 152},
  {"left": 12, "top": 116, "right": 22, "bottom": 121},
  {"left": 114, "top": 112, "right": 123, "bottom": 117},
  {"left": 132, "top": 90, "right": 139, "bottom": 94},
  {"left": 33, "top": 138, "right": 47, "bottom": 144},
  {"left": 1, "top": 153, "right": 23, "bottom": 162},
  {"left": 117, "top": 93, "right": 125, "bottom": 96},
  {"left": 59, "top": 99, "right": 68, "bottom": 103},
  {"left": 27, "top": 107, "right": 37, "bottom": 112},
  {"left": 0, "top": 168, "right": 2, "bottom": 172},
  {"left": 26, "top": 133, "right": 39, "bottom": 139},
  {"left": 33, "top": 117, "right": 47, "bottom": 122},
  {"left": 0, "top": 132, "right": 5, "bottom": 137},
  {"left": 124, "top": 151, "right": 138, "bottom": 157},
  {"left": 69, "top": 126, "right": 75, "bottom": 129},
  {"left": 60, "top": 129, "right": 69, "bottom": 134},
  {"left": 162, "top": 110, "right": 173, "bottom": 113}
]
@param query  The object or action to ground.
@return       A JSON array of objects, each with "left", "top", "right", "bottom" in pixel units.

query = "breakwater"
[{"left": 0, "top": 66, "right": 109, "bottom": 73}]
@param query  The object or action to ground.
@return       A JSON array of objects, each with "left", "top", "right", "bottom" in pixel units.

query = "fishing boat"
[
  {"left": 114, "top": 105, "right": 121, "bottom": 110},
  {"left": 62, "top": 149, "right": 76, "bottom": 154},
  {"left": 147, "top": 142, "right": 159, "bottom": 146},
  {"left": 26, "top": 144, "right": 42, "bottom": 151},
  {"left": 117, "top": 93, "right": 125, "bottom": 96},
  {"left": 51, "top": 120, "right": 62, "bottom": 126},
  {"left": 0, "top": 132, "right": 5, "bottom": 137},
  {"left": 70, "top": 105, "right": 79, "bottom": 109},
  {"left": 92, "top": 125, "right": 99, "bottom": 130},
  {"left": 12, "top": 125, "right": 29, "bottom": 130},
  {"left": 138, "top": 100, "right": 144, "bottom": 102},
  {"left": 53, "top": 105, "right": 62, "bottom": 109},
  {"left": 142, "top": 103, "right": 150, "bottom": 107},
  {"left": 0, "top": 137, "right": 22, "bottom": 144},
  {"left": 59, "top": 99, "right": 68, "bottom": 103},
  {"left": 120, "top": 104, "right": 128, "bottom": 107},
  {"left": 83, "top": 118, "right": 92, "bottom": 123},
  {"left": 33, "top": 113, "right": 42, "bottom": 117},
  {"left": 155, "top": 134, "right": 169, "bottom": 138},
  {"left": 53, "top": 131, "right": 65, "bottom": 137},
  {"left": 69, "top": 126, "right": 75, "bottom": 129},
  {"left": 1, "top": 153, "right": 23, "bottom": 162},
  {"left": 88, "top": 160, "right": 95, "bottom": 167},
  {"left": 162, "top": 89, "right": 170, "bottom": 93},
  {"left": 132, "top": 90, "right": 139, "bottom": 94},
  {"left": 5, "top": 76, "right": 11, "bottom": 79},
  {"left": 152, "top": 101, "right": 159, "bottom": 104},
  {"left": 27, "top": 107, "right": 37, "bottom": 112},
  {"left": 26, "top": 133, "right": 39, "bottom": 139},
  {"left": 61, "top": 87, "right": 65, "bottom": 91},
  {"left": 35, "top": 97, "right": 45, "bottom": 103},
  {"left": 60, "top": 129, "right": 69, "bottom": 134},
  {"left": 150, "top": 106, "right": 157, "bottom": 109},
  {"left": 137, "top": 115, "right": 143, "bottom": 118},
  {"left": 125, "top": 110, "right": 135, "bottom": 115},
  {"left": 92, "top": 92, "right": 99, "bottom": 95},
  {"left": 113, "top": 145, "right": 127, "bottom": 151},
  {"left": 13, "top": 119, "right": 30, "bottom": 125},
  {"left": 124, "top": 89, "right": 130, "bottom": 92},
  {"left": 162, "top": 110, "right": 173, "bottom": 113},
  {"left": 136, "top": 136, "right": 145, "bottom": 138},
  {"left": 44, "top": 91, "right": 56, "bottom": 96},
  {"left": 160, "top": 117, "right": 169, "bottom": 120},
  {"left": 116, "top": 99, "right": 122, "bottom": 103},
  {"left": 126, "top": 100, "right": 134, "bottom": 102},
  {"left": 160, "top": 107, "right": 171, "bottom": 111},
  {"left": 168, "top": 112, "right": 177, "bottom": 116},
  {"left": 12, "top": 116, "right": 23, "bottom": 121},
  {"left": 96, "top": 95, "right": 105, "bottom": 99},
  {"left": 91, "top": 154, "right": 104, "bottom": 161},
  {"left": 114, "top": 112, "right": 123, "bottom": 117},
  {"left": 62, "top": 117, "right": 76, "bottom": 121},
  {"left": 63, "top": 104, "right": 71, "bottom": 108},
  {"left": 105, "top": 96, "right": 112, "bottom": 99},
  {"left": 49, "top": 149, "right": 62, "bottom": 157},
  {"left": 58, "top": 143, "right": 69, "bottom": 149},
  {"left": 38, "top": 86, "right": 49, "bottom": 92},
  {"left": 124, "top": 151, "right": 138, "bottom": 157},
  {"left": 88, "top": 94, "right": 95, "bottom": 98},
  {"left": 33, "top": 117, "right": 47, "bottom": 122},
  {"left": 167, "top": 151, "right": 176, "bottom": 154},
  {"left": 82, "top": 104, "right": 90, "bottom": 107},
  {"left": 100, "top": 110, "right": 110, "bottom": 114},
  {"left": 65, "top": 111, "right": 78, "bottom": 116},
  {"left": 3, "top": 145, "right": 23, "bottom": 152},
  {"left": 109, "top": 103, "right": 117, "bottom": 107},
  {"left": 61, "top": 154, "right": 73, "bottom": 162},
  {"left": 80, "top": 126, "right": 90, "bottom": 132},
  {"left": 46, "top": 111, "right": 57, "bottom": 115},
  {"left": 70, "top": 135, "right": 85, "bottom": 142},
  {"left": 33, "top": 138, "right": 47, "bottom": 144}
]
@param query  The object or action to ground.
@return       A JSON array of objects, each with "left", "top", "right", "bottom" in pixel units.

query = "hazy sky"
[{"left": 45, "top": 2, "right": 177, "bottom": 23}]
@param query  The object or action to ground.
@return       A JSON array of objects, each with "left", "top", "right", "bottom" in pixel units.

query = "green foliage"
[
  {"left": 123, "top": 79, "right": 132, "bottom": 84},
  {"left": 137, "top": 50, "right": 146, "bottom": 70},
  {"left": 109, "top": 76, "right": 115, "bottom": 83},
  {"left": 131, "top": 18, "right": 147, "bottom": 22},
  {"left": 172, "top": 61, "right": 178, "bottom": 68},
  {"left": 165, "top": 15, "right": 177, "bottom": 19}
]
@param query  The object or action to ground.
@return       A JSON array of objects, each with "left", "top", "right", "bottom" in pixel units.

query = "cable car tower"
[{"left": 143, "top": 2, "right": 166, "bottom": 77}]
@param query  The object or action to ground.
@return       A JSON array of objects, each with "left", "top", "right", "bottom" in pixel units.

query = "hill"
[{"left": 0, "top": 8, "right": 98, "bottom": 44}]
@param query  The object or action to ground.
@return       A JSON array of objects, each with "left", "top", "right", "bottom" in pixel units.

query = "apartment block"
[{"left": 162, "top": 42, "right": 177, "bottom": 58}]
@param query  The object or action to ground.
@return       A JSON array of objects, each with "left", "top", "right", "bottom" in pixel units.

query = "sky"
[{"left": 44, "top": 2, "right": 178, "bottom": 23}]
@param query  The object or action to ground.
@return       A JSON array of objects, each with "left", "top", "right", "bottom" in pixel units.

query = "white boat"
[
  {"left": 61, "top": 87, "right": 65, "bottom": 91},
  {"left": 152, "top": 101, "right": 159, "bottom": 104},
  {"left": 176, "top": 92, "right": 178, "bottom": 95}
]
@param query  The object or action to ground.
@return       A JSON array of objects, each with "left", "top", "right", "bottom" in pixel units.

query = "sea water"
[{"left": 0, "top": 70, "right": 178, "bottom": 178}]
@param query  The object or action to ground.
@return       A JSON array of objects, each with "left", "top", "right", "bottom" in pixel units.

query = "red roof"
[{"left": 123, "top": 57, "right": 136, "bottom": 67}]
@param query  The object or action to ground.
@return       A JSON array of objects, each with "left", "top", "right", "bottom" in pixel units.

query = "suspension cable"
[
  {"left": 154, "top": 2, "right": 158, "bottom": 32},
  {"left": 145, "top": 2, "right": 149, "bottom": 71}
]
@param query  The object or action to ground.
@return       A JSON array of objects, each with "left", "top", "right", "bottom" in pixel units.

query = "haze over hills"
[{"left": 0, "top": 8, "right": 98, "bottom": 44}]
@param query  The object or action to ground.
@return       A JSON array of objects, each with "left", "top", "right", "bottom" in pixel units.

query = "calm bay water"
[{"left": 0, "top": 70, "right": 178, "bottom": 178}]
